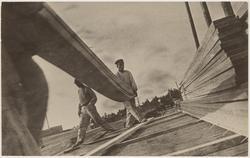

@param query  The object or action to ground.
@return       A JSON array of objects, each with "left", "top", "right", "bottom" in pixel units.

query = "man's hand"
[{"left": 134, "top": 90, "right": 138, "bottom": 97}]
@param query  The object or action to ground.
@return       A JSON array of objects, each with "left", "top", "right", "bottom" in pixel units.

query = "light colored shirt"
[
  {"left": 116, "top": 70, "right": 138, "bottom": 92},
  {"left": 78, "top": 87, "right": 97, "bottom": 106}
]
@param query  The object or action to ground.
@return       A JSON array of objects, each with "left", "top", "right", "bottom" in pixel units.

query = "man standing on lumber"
[
  {"left": 115, "top": 59, "right": 146, "bottom": 128},
  {"left": 73, "top": 79, "right": 115, "bottom": 147}
]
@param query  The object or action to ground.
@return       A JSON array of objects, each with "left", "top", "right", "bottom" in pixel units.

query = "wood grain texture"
[
  {"left": 168, "top": 134, "right": 244, "bottom": 156},
  {"left": 108, "top": 121, "right": 234, "bottom": 156},
  {"left": 85, "top": 118, "right": 154, "bottom": 156},
  {"left": 182, "top": 15, "right": 247, "bottom": 105},
  {"left": 208, "top": 142, "right": 248, "bottom": 156}
]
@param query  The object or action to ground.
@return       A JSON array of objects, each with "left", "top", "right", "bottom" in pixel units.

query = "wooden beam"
[
  {"left": 208, "top": 142, "right": 248, "bottom": 156},
  {"left": 167, "top": 134, "right": 241, "bottom": 156},
  {"left": 185, "top": 2, "right": 200, "bottom": 49},
  {"left": 117, "top": 120, "right": 202, "bottom": 146},
  {"left": 236, "top": 2, "right": 248, "bottom": 19},
  {"left": 200, "top": 2, "right": 212, "bottom": 27},
  {"left": 84, "top": 118, "right": 154, "bottom": 156},
  {"left": 144, "top": 113, "right": 186, "bottom": 129},
  {"left": 221, "top": 2, "right": 235, "bottom": 17},
  {"left": 148, "top": 111, "right": 182, "bottom": 123}
]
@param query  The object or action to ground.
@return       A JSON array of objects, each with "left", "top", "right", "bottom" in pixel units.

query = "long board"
[
  {"left": 85, "top": 118, "right": 154, "bottom": 156},
  {"left": 2, "top": 2, "right": 135, "bottom": 102}
]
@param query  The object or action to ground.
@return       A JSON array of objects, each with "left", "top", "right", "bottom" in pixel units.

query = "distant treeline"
[{"left": 101, "top": 88, "right": 182, "bottom": 123}]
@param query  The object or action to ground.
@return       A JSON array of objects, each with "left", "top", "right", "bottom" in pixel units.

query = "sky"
[{"left": 32, "top": 2, "right": 241, "bottom": 130}]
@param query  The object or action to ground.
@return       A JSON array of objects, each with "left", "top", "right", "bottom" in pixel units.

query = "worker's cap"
[{"left": 115, "top": 59, "right": 124, "bottom": 65}]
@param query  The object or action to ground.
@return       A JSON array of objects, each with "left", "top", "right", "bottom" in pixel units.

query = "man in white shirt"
[
  {"left": 73, "top": 79, "right": 115, "bottom": 147},
  {"left": 115, "top": 59, "right": 146, "bottom": 128}
]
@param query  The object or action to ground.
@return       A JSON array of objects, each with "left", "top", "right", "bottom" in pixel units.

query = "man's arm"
[
  {"left": 86, "top": 88, "right": 97, "bottom": 106},
  {"left": 128, "top": 71, "right": 138, "bottom": 95},
  {"left": 77, "top": 89, "right": 82, "bottom": 116},
  {"left": 78, "top": 104, "right": 82, "bottom": 117}
]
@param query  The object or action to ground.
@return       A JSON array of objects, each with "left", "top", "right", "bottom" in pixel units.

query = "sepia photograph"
[{"left": 2, "top": 1, "right": 248, "bottom": 156}]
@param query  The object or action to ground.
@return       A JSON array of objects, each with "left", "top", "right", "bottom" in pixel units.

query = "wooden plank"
[
  {"left": 221, "top": 35, "right": 246, "bottom": 49},
  {"left": 218, "top": 23, "right": 242, "bottom": 40},
  {"left": 148, "top": 111, "right": 182, "bottom": 123},
  {"left": 235, "top": 2, "right": 248, "bottom": 19},
  {"left": 144, "top": 113, "right": 186, "bottom": 128},
  {"left": 34, "top": 3, "right": 135, "bottom": 101},
  {"left": 236, "top": 151, "right": 248, "bottom": 156},
  {"left": 186, "top": 57, "right": 234, "bottom": 92},
  {"left": 185, "top": 31, "right": 244, "bottom": 91},
  {"left": 182, "top": 99, "right": 248, "bottom": 130},
  {"left": 181, "top": 18, "right": 218, "bottom": 83},
  {"left": 84, "top": 118, "right": 154, "bottom": 156},
  {"left": 189, "top": 22, "right": 244, "bottom": 85},
  {"left": 226, "top": 44, "right": 248, "bottom": 57},
  {"left": 117, "top": 119, "right": 202, "bottom": 146},
  {"left": 167, "top": 134, "right": 243, "bottom": 156},
  {"left": 230, "top": 49, "right": 248, "bottom": 64},
  {"left": 182, "top": 30, "right": 220, "bottom": 85},
  {"left": 187, "top": 68, "right": 236, "bottom": 97},
  {"left": 183, "top": 49, "right": 227, "bottom": 91},
  {"left": 183, "top": 29, "right": 238, "bottom": 89},
  {"left": 182, "top": 102, "right": 224, "bottom": 114},
  {"left": 187, "top": 74, "right": 236, "bottom": 98},
  {"left": 127, "top": 114, "right": 197, "bottom": 140},
  {"left": 185, "top": 86, "right": 247, "bottom": 103},
  {"left": 182, "top": 17, "right": 241, "bottom": 85},
  {"left": 183, "top": 41, "right": 223, "bottom": 89},
  {"left": 108, "top": 121, "right": 235, "bottom": 156},
  {"left": 181, "top": 106, "right": 206, "bottom": 118},
  {"left": 58, "top": 121, "right": 129, "bottom": 156},
  {"left": 213, "top": 16, "right": 238, "bottom": 29},
  {"left": 182, "top": 100, "right": 248, "bottom": 137},
  {"left": 183, "top": 18, "right": 243, "bottom": 89},
  {"left": 208, "top": 142, "right": 248, "bottom": 156}
]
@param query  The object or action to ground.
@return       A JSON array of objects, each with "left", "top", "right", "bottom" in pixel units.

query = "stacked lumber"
[
  {"left": 106, "top": 111, "right": 247, "bottom": 156},
  {"left": 181, "top": 16, "right": 248, "bottom": 102},
  {"left": 180, "top": 15, "right": 248, "bottom": 137}
]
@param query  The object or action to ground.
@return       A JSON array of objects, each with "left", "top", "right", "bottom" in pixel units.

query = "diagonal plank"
[
  {"left": 167, "top": 134, "right": 241, "bottom": 156},
  {"left": 84, "top": 118, "right": 154, "bottom": 156}
]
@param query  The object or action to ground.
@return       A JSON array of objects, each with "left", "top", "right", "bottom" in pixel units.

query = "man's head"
[
  {"left": 115, "top": 59, "right": 124, "bottom": 72},
  {"left": 74, "top": 79, "right": 86, "bottom": 88}
]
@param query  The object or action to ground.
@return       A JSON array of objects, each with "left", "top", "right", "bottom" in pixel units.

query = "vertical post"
[
  {"left": 221, "top": 2, "right": 234, "bottom": 16},
  {"left": 200, "top": 2, "right": 212, "bottom": 27},
  {"left": 185, "top": 2, "right": 199, "bottom": 49}
]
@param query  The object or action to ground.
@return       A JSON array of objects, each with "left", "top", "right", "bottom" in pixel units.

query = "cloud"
[
  {"left": 63, "top": 4, "right": 78, "bottom": 11},
  {"left": 101, "top": 55, "right": 115, "bottom": 65},
  {"left": 141, "top": 88, "right": 154, "bottom": 95},
  {"left": 77, "top": 27, "right": 94, "bottom": 36},
  {"left": 144, "top": 45, "right": 169, "bottom": 60},
  {"left": 146, "top": 69, "right": 174, "bottom": 83}
]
